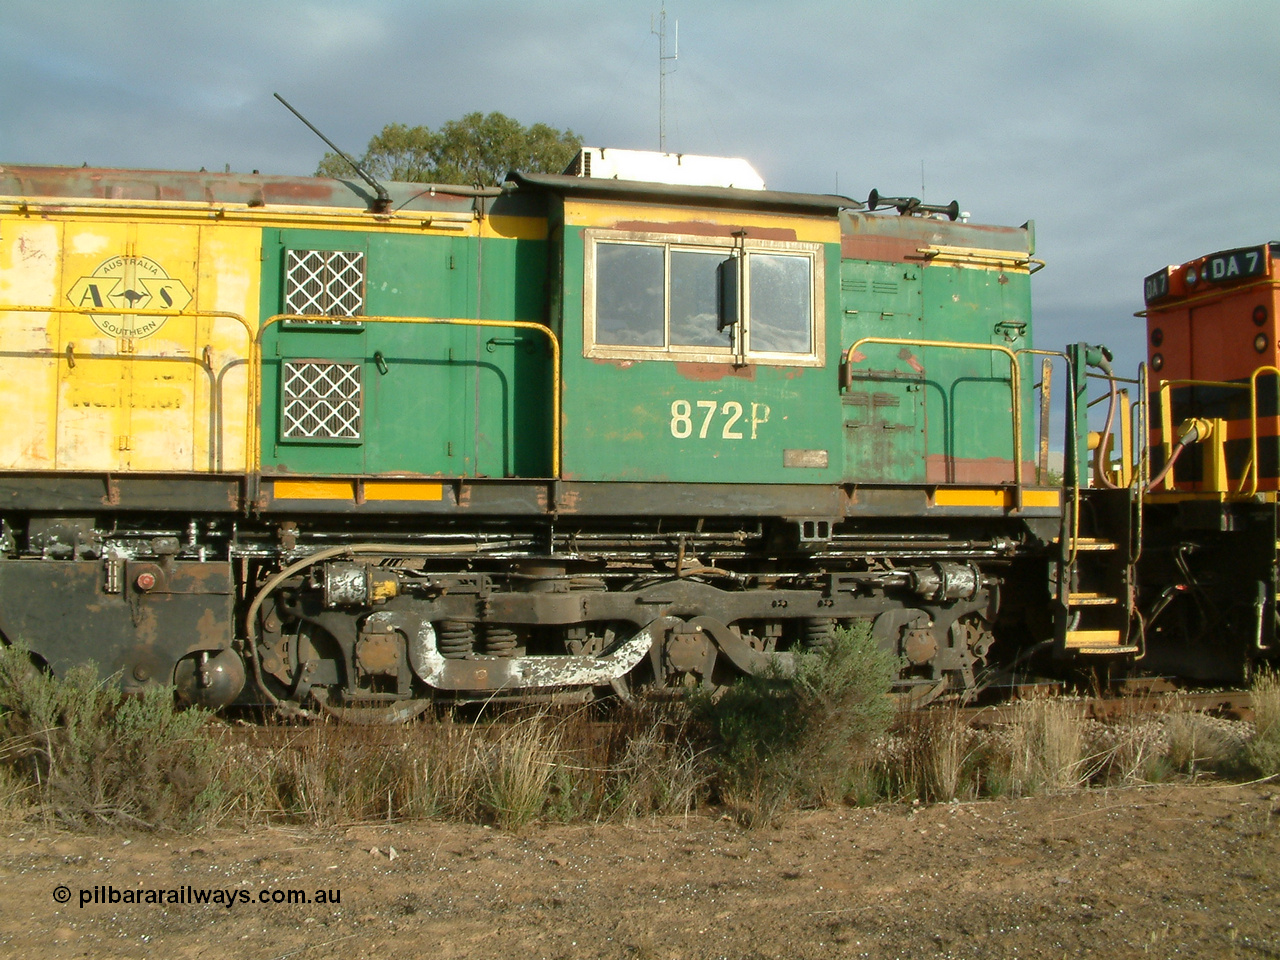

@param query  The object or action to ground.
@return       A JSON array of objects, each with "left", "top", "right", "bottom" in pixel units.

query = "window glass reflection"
[
  {"left": 749, "top": 253, "right": 811, "bottom": 354},
  {"left": 670, "top": 249, "right": 731, "bottom": 348},
  {"left": 596, "top": 243, "right": 664, "bottom": 346}
]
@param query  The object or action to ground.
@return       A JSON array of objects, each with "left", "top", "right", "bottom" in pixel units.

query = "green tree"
[{"left": 316, "top": 112, "right": 581, "bottom": 186}]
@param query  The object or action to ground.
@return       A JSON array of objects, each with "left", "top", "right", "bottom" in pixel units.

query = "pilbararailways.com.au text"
[{"left": 56, "top": 885, "right": 341, "bottom": 910}]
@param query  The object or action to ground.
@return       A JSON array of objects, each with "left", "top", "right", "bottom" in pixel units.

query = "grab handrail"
[
  {"left": 0, "top": 305, "right": 253, "bottom": 473},
  {"left": 845, "top": 336, "right": 1023, "bottom": 509},
  {"left": 257, "top": 314, "right": 562, "bottom": 478}
]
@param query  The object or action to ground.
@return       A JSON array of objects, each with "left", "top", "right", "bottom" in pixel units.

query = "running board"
[{"left": 1065, "top": 629, "right": 1137, "bottom": 655}]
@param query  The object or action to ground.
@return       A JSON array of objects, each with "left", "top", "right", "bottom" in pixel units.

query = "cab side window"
[{"left": 584, "top": 229, "right": 823, "bottom": 366}]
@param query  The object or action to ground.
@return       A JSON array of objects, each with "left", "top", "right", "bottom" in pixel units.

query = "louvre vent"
[
  {"left": 281, "top": 360, "right": 362, "bottom": 440},
  {"left": 842, "top": 279, "right": 868, "bottom": 293},
  {"left": 872, "top": 281, "right": 899, "bottom": 295},
  {"left": 284, "top": 250, "right": 365, "bottom": 321}
]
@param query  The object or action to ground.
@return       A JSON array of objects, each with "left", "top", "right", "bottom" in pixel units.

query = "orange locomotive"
[
  {"left": 1139, "top": 242, "right": 1280, "bottom": 679},
  {"left": 1145, "top": 242, "right": 1280, "bottom": 493}
]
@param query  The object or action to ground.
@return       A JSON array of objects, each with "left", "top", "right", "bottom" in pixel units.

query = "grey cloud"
[{"left": 2, "top": 0, "right": 1278, "bottom": 377}]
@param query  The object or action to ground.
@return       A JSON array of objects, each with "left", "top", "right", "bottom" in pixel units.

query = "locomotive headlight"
[
  {"left": 1151, "top": 352, "right": 1164, "bottom": 371},
  {"left": 1186, "top": 269, "right": 1198, "bottom": 284},
  {"left": 1255, "top": 333, "right": 1269, "bottom": 354}
]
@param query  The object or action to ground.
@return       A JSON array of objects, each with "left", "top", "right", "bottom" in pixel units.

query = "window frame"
[{"left": 583, "top": 228, "right": 825, "bottom": 367}]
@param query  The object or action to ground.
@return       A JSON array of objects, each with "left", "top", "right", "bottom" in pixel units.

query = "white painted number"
[
  {"left": 721, "top": 401, "right": 744, "bottom": 439},
  {"left": 669, "top": 399, "right": 770, "bottom": 440},
  {"left": 697, "top": 400, "right": 717, "bottom": 438},
  {"left": 670, "top": 400, "right": 693, "bottom": 438}
]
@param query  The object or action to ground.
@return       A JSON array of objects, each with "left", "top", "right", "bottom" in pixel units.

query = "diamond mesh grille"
[
  {"left": 281, "top": 361, "right": 362, "bottom": 440},
  {"left": 284, "top": 250, "right": 365, "bottom": 320}
]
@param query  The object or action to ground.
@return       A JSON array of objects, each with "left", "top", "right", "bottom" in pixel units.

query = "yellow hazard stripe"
[
  {"left": 273, "top": 480, "right": 444, "bottom": 501},
  {"left": 933, "top": 488, "right": 1060, "bottom": 509},
  {"left": 364, "top": 481, "right": 445, "bottom": 501}
]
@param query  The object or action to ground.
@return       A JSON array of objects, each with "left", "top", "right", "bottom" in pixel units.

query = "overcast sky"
[{"left": 3, "top": 0, "right": 1278, "bottom": 378}]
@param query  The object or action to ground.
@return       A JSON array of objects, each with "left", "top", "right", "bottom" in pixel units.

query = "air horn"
[{"left": 866, "top": 189, "right": 960, "bottom": 221}]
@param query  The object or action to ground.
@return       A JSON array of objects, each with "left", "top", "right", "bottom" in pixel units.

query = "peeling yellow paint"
[
  {"left": 483, "top": 215, "right": 546, "bottom": 241},
  {"left": 69, "top": 231, "right": 111, "bottom": 255},
  {"left": 0, "top": 215, "right": 260, "bottom": 474},
  {"left": 564, "top": 200, "right": 839, "bottom": 243}
]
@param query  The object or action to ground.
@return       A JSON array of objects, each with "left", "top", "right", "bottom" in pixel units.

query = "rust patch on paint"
[
  {"left": 898, "top": 348, "right": 925, "bottom": 374},
  {"left": 613, "top": 220, "right": 797, "bottom": 242},
  {"left": 195, "top": 607, "right": 224, "bottom": 646},
  {"left": 925, "top": 456, "right": 1038, "bottom": 484},
  {"left": 674, "top": 362, "right": 756, "bottom": 382},
  {"left": 1, "top": 164, "right": 480, "bottom": 214},
  {"left": 841, "top": 234, "right": 923, "bottom": 263},
  {"left": 555, "top": 487, "right": 580, "bottom": 514}
]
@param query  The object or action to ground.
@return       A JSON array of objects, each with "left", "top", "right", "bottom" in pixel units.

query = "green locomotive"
[{"left": 0, "top": 148, "right": 1127, "bottom": 715}]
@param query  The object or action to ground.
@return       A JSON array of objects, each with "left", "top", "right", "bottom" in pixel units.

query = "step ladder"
[{"left": 1055, "top": 487, "right": 1140, "bottom": 656}]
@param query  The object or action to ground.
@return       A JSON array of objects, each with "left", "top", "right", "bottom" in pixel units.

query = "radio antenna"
[
  {"left": 274, "top": 93, "right": 391, "bottom": 212},
  {"left": 651, "top": 4, "right": 678, "bottom": 152}
]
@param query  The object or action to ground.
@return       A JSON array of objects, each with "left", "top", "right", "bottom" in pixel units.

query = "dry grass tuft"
[
  {"left": 210, "top": 699, "right": 711, "bottom": 829},
  {"left": 478, "top": 715, "right": 562, "bottom": 829},
  {"left": 1246, "top": 669, "right": 1280, "bottom": 777},
  {"left": 1010, "top": 696, "right": 1086, "bottom": 793},
  {"left": 2, "top": 631, "right": 1271, "bottom": 833},
  {"left": 922, "top": 705, "right": 973, "bottom": 802},
  {"left": 882, "top": 705, "right": 978, "bottom": 803}
]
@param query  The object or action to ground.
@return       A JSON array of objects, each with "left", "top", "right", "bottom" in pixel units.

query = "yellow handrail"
[
  {"left": 913, "top": 245, "right": 1047, "bottom": 274},
  {"left": 0, "top": 303, "right": 253, "bottom": 339},
  {"left": 257, "top": 315, "right": 562, "bottom": 478},
  {"left": 1247, "top": 365, "right": 1280, "bottom": 497},
  {"left": 1152, "top": 377, "right": 1251, "bottom": 494},
  {"left": 0, "top": 306, "right": 562, "bottom": 486},
  {"left": 845, "top": 336, "right": 1023, "bottom": 508},
  {"left": 0, "top": 305, "right": 254, "bottom": 473}
]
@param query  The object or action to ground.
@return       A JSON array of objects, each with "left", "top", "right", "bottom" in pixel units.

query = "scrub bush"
[
  {"left": 0, "top": 644, "right": 219, "bottom": 829},
  {"left": 697, "top": 622, "right": 897, "bottom": 824}
]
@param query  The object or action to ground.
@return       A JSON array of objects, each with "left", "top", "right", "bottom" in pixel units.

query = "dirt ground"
[{"left": 0, "top": 782, "right": 1275, "bottom": 960}]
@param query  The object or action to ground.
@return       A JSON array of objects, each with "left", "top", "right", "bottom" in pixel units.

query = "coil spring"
[
  {"left": 483, "top": 625, "right": 519, "bottom": 657},
  {"left": 437, "top": 621, "right": 475, "bottom": 660},
  {"left": 802, "top": 617, "right": 835, "bottom": 650}
]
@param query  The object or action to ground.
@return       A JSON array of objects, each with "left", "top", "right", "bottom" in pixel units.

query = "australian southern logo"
[{"left": 66, "top": 256, "right": 193, "bottom": 338}]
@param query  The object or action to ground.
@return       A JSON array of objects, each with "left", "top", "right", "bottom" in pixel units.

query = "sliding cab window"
[{"left": 584, "top": 230, "right": 824, "bottom": 366}]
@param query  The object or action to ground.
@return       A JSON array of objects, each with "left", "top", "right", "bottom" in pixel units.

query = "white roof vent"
[{"left": 564, "top": 147, "right": 766, "bottom": 190}]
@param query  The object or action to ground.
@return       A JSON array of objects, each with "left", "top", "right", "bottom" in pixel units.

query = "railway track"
[
  {"left": 956, "top": 680, "right": 1253, "bottom": 726},
  {"left": 213, "top": 679, "right": 1256, "bottom": 744}
]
